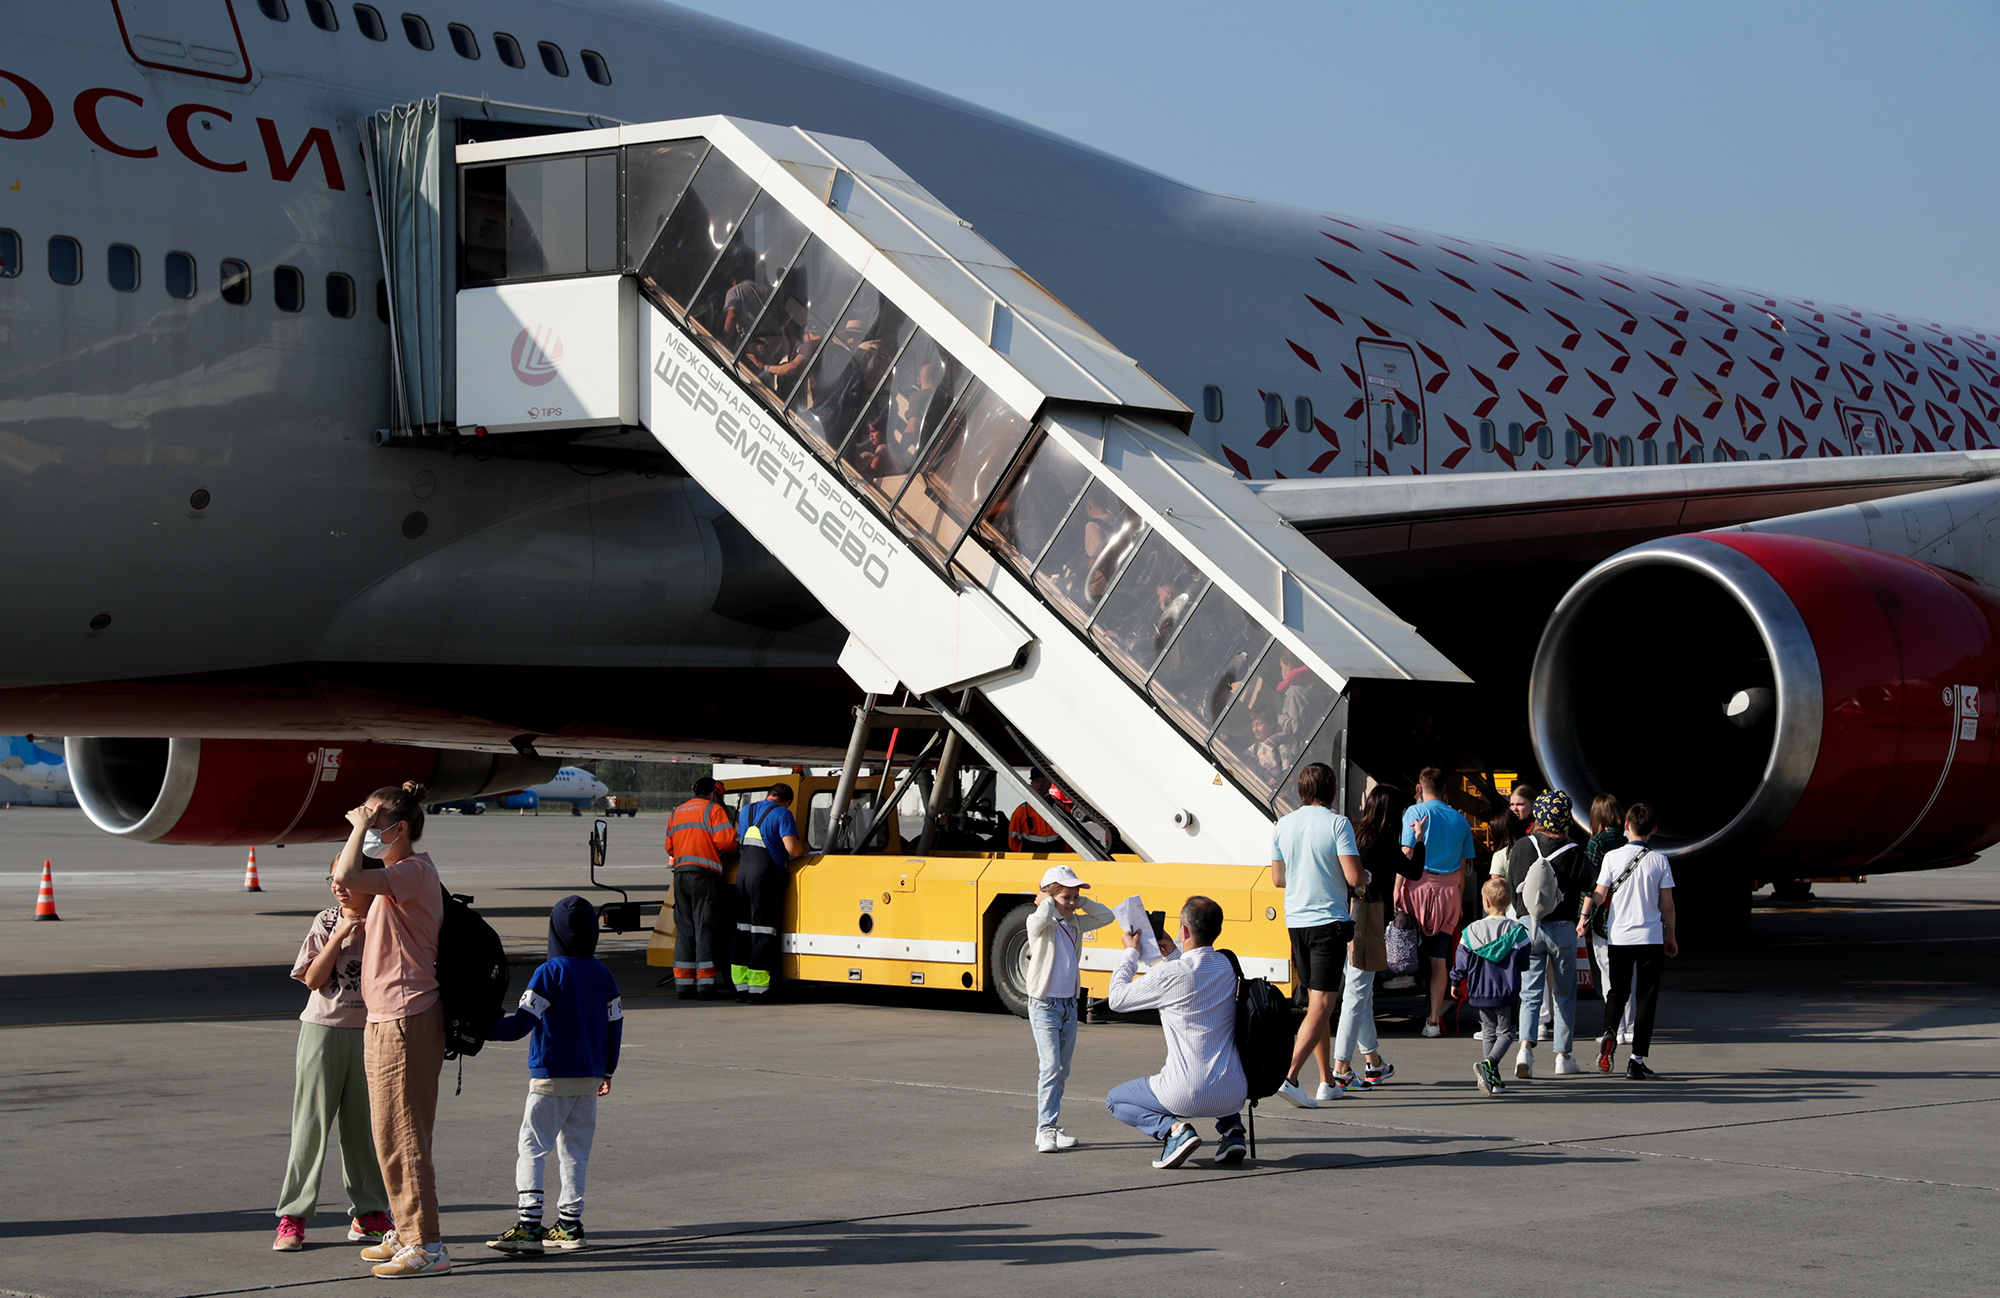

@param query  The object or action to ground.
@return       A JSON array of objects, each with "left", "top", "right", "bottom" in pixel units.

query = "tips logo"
[{"left": 511, "top": 325, "right": 564, "bottom": 387}]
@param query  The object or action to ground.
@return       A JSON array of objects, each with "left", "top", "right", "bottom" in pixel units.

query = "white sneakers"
[
  {"left": 1276, "top": 1078, "right": 1317, "bottom": 1108},
  {"left": 1422, "top": 1021, "right": 1442, "bottom": 1038},
  {"left": 1553, "top": 1053, "right": 1582, "bottom": 1075},
  {"left": 1516, "top": 1044, "right": 1534, "bottom": 1080},
  {"left": 1035, "top": 1127, "right": 1078, "bottom": 1152}
]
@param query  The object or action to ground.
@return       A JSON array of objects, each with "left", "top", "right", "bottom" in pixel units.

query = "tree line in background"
[{"left": 580, "top": 759, "right": 713, "bottom": 800}]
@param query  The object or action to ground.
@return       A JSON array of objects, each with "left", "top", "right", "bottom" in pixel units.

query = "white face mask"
[{"left": 361, "top": 827, "right": 393, "bottom": 859}]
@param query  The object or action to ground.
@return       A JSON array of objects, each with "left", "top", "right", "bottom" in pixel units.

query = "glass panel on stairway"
[
  {"left": 1209, "top": 644, "right": 1335, "bottom": 802},
  {"left": 975, "top": 432, "right": 1095, "bottom": 576},
  {"left": 739, "top": 236, "right": 865, "bottom": 402},
  {"left": 892, "top": 381, "right": 1032, "bottom": 563},
  {"left": 1032, "top": 480, "right": 1145, "bottom": 625},
  {"left": 683, "top": 191, "right": 810, "bottom": 356},
  {"left": 1147, "top": 587, "right": 1271, "bottom": 740},
  {"left": 787, "top": 285, "right": 909, "bottom": 454},
  {"left": 837, "top": 330, "right": 967, "bottom": 508},
  {"left": 1085, "top": 532, "right": 1210, "bottom": 682},
  {"left": 624, "top": 139, "right": 707, "bottom": 277},
  {"left": 635, "top": 148, "right": 758, "bottom": 314}
]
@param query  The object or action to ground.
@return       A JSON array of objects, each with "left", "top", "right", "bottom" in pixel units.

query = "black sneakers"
[{"left": 1625, "top": 1058, "right": 1657, "bottom": 1080}]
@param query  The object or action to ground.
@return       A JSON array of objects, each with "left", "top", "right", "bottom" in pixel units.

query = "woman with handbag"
[{"left": 1334, "top": 783, "right": 1410, "bottom": 1089}]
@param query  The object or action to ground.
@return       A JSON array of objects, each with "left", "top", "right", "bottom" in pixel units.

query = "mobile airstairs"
[{"left": 369, "top": 108, "right": 1467, "bottom": 1000}]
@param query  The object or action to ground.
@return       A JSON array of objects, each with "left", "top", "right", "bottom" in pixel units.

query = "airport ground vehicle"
[
  {"left": 604, "top": 797, "right": 641, "bottom": 818},
  {"left": 645, "top": 772, "right": 1293, "bottom": 1014}
]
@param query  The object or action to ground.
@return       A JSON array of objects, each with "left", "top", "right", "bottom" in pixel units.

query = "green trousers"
[{"left": 275, "top": 1021, "right": 389, "bottom": 1220}]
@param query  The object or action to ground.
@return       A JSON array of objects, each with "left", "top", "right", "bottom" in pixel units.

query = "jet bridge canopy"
[{"left": 451, "top": 115, "right": 1465, "bottom": 862}]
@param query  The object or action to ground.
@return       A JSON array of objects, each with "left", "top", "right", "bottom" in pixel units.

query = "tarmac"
[{"left": 2, "top": 808, "right": 1996, "bottom": 1298}]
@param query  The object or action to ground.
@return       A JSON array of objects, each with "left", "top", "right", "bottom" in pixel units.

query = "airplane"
[
  {"left": 3, "top": 1, "right": 1998, "bottom": 909},
  {"left": 0, "top": 736, "right": 69, "bottom": 795},
  {"left": 434, "top": 764, "right": 609, "bottom": 814}
]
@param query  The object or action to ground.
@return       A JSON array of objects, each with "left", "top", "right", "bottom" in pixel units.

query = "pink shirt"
[{"left": 359, "top": 852, "right": 443, "bottom": 1023}]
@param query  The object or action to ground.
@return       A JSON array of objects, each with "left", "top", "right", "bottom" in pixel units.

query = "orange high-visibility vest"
[
  {"left": 1009, "top": 804, "right": 1062, "bottom": 852},
  {"left": 665, "top": 796, "right": 737, "bottom": 873}
]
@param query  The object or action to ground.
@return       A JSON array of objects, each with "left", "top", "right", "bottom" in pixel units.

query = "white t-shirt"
[{"left": 1596, "top": 843, "right": 1675, "bottom": 945}]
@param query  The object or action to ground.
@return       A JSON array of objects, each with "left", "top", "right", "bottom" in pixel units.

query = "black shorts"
[
  {"left": 1289, "top": 921, "right": 1356, "bottom": 993},
  {"left": 1417, "top": 929, "right": 1458, "bottom": 960}
]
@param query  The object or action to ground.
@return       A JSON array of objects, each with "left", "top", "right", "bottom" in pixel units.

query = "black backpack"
[
  {"left": 1219, "top": 948, "right": 1295, "bottom": 1155},
  {"left": 435, "top": 887, "right": 509, "bottom": 1062}
]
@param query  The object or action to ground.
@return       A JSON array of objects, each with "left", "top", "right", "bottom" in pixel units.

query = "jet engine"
[
  {"left": 67, "top": 738, "right": 558, "bottom": 845},
  {"left": 1531, "top": 532, "right": 2000, "bottom": 873}
]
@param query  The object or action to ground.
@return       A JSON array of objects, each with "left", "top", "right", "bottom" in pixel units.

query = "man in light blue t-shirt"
[
  {"left": 1269, "top": 762, "right": 1366, "bottom": 1109},
  {"left": 1399, "top": 767, "right": 1479, "bottom": 1034}
]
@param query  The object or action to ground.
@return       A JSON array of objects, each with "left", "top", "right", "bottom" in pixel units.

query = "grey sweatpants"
[
  {"left": 1478, "top": 1007, "right": 1516, "bottom": 1065},
  {"left": 517, "top": 1091, "right": 599, "bottom": 1220}
]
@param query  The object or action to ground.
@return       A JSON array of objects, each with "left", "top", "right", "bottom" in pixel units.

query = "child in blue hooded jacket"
[
  {"left": 1450, "top": 877, "right": 1530, "bottom": 1096},
  {"left": 485, "top": 896, "right": 623, "bottom": 1255}
]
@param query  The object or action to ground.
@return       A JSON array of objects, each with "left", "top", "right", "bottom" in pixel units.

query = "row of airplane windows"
[
  {"left": 1206, "top": 383, "right": 1769, "bottom": 467},
  {"left": 253, "top": 0, "right": 613, "bottom": 84},
  {"left": 0, "top": 229, "right": 388, "bottom": 321}
]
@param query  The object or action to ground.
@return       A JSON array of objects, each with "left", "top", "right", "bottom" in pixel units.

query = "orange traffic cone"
[
  {"left": 33, "top": 860, "right": 58, "bottom": 920},
  {"left": 243, "top": 847, "right": 263, "bottom": 892}
]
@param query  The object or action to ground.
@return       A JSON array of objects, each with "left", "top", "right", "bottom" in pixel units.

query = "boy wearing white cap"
[{"left": 1024, "top": 864, "right": 1115, "bottom": 1152}]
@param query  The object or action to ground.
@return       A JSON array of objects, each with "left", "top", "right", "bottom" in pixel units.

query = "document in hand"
[{"left": 1111, "top": 895, "right": 1162, "bottom": 962}]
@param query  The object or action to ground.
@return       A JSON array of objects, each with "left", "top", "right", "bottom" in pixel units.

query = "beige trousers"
[{"left": 364, "top": 1004, "right": 446, "bottom": 1246}]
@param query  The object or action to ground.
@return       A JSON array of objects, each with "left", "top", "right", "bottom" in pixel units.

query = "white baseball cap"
[{"left": 1039, "top": 864, "right": 1090, "bottom": 890}]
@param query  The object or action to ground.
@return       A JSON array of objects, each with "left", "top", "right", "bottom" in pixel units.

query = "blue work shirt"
[
  {"left": 738, "top": 799, "right": 800, "bottom": 868},
  {"left": 1270, "top": 805, "right": 1358, "bottom": 928},
  {"left": 1402, "top": 799, "right": 1476, "bottom": 874}
]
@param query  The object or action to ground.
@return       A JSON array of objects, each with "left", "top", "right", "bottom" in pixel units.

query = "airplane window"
[
  {"left": 274, "top": 265, "right": 305, "bottom": 313},
  {"left": 1087, "top": 532, "right": 1210, "bottom": 683},
  {"left": 493, "top": 32, "right": 525, "bottom": 68},
  {"left": 352, "top": 5, "right": 385, "bottom": 39},
  {"left": 165, "top": 252, "right": 195, "bottom": 299},
  {"left": 107, "top": 244, "right": 139, "bottom": 293},
  {"left": 326, "top": 272, "right": 356, "bottom": 318},
  {"left": 1533, "top": 422, "right": 1552, "bottom": 460},
  {"left": 892, "top": 380, "right": 1034, "bottom": 564},
  {"left": 581, "top": 50, "right": 612, "bottom": 85},
  {"left": 1478, "top": 419, "right": 1496, "bottom": 452},
  {"left": 1618, "top": 435, "right": 1634, "bottom": 466},
  {"left": 1507, "top": 421, "right": 1525, "bottom": 456},
  {"left": 1035, "top": 479, "right": 1145, "bottom": 626},
  {"left": 635, "top": 148, "right": 758, "bottom": 314},
  {"left": 0, "top": 229, "right": 19, "bottom": 278},
  {"left": 1564, "top": 428, "right": 1581, "bottom": 463},
  {"left": 449, "top": 23, "right": 477, "bottom": 58},
  {"left": 1211, "top": 645, "right": 1334, "bottom": 803},
  {"left": 976, "top": 431, "right": 1095, "bottom": 575},
  {"left": 1263, "top": 391, "right": 1284, "bottom": 430},
  {"left": 737, "top": 235, "right": 865, "bottom": 404},
  {"left": 538, "top": 41, "right": 569, "bottom": 77},
  {"left": 305, "top": 0, "right": 339, "bottom": 32},
  {"left": 1148, "top": 587, "right": 1271, "bottom": 740},
  {"left": 1641, "top": 438, "right": 1658, "bottom": 466},
  {"left": 376, "top": 278, "right": 389, "bottom": 322},
  {"left": 1202, "top": 385, "right": 1223, "bottom": 423},
  {"left": 1688, "top": 445, "right": 1705, "bottom": 464},
  {"left": 1758, "top": 452, "right": 1771, "bottom": 461},
  {"left": 258, "top": 0, "right": 290, "bottom": 19},
  {"left": 47, "top": 236, "right": 80, "bottom": 286},
  {"left": 220, "top": 258, "right": 251, "bottom": 304},
  {"left": 1592, "top": 433, "right": 1609, "bottom": 467},
  {"left": 1294, "top": 395, "right": 1313, "bottom": 433},
  {"left": 402, "top": 14, "right": 433, "bottom": 50},
  {"left": 1398, "top": 407, "right": 1419, "bottom": 445}
]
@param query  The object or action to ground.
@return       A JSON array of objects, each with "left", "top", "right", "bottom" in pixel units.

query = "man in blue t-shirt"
[
  {"left": 732, "top": 784, "right": 804, "bottom": 1002},
  {"left": 1400, "top": 767, "right": 1479, "bottom": 1033},
  {"left": 1270, "top": 762, "right": 1367, "bottom": 1109}
]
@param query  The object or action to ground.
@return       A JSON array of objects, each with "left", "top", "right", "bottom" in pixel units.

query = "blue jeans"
[
  {"left": 1028, "top": 996, "right": 1078, "bottom": 1130},
  {"left": 1518, "top": 924, "right": 1576, "bottom": 1054},
  {"left": 1333, "top": 964, "right": 1378, "bottom": 1062},
  {"left": 1105, "top": 1077, "right": 1242, "bottom": 1143}
]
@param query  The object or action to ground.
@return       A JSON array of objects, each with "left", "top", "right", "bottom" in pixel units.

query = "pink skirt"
[{"left": 1395, "top": 866, "right": 1465, "bottom": 938}]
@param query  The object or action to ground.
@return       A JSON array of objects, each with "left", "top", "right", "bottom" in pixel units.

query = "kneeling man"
[{"left": 1104, "top": 895, "right": 1249, "bottom": 1169}]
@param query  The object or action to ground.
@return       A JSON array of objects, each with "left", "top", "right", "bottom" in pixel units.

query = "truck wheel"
[{"left": 989, "top": 902, "right": 1036, "bottom": 1019}]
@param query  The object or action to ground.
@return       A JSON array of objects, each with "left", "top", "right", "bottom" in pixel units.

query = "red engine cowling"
[
  {"left": 68, "top": 738, "right": 558, "bottom": 845},
  {"left": 1531, "top": 531, "right": 2000, "bottom": 873}
]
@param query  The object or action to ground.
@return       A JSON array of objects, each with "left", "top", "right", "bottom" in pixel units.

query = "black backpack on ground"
[
  {"left": 435, "top": 886, "right": 509, "bottom": 1063},
  {"left": 1219, "top": 948, "right": 1295, "bottom": 1156}
]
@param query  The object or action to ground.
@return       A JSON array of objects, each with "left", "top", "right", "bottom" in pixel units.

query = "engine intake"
[
  {"left": 1531, "top": 532, "right": 2000, "bottom": 872},
  {"left": 67, "top": 738, "right": 558, "bottom": 845}
]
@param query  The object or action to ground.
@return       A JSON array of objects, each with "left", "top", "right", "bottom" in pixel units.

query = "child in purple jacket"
[{"left": 1451, "top": 877, "right": 1530, "bottom": 1096}]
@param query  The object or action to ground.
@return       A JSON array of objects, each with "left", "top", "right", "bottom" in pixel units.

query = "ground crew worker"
[
  {"left": 1009, "top": 776, "right": 1064, "bottom": 853},
  {"left": 665, "top": 777, "right": 736, "bottom": 999},
  {"left": 733, "top": 784, "right": 804, "bottom": 1002}
]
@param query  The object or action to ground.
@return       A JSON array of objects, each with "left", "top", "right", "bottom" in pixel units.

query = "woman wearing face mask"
[{"left": 330, "top": 781, "right": 452, "bottom": 1279}]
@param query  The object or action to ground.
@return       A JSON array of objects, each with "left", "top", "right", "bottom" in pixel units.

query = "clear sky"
[{"left": 666, "top": 0, "right": 1999, "bottom": 328}]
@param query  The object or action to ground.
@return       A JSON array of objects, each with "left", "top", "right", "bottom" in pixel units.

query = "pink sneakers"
[
  {"left": 348, "top": 1212, "right": 395, "bottom": 1242},
  {"left": 272, "top": 1215, "right": 305, "bottom": 1252}
]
